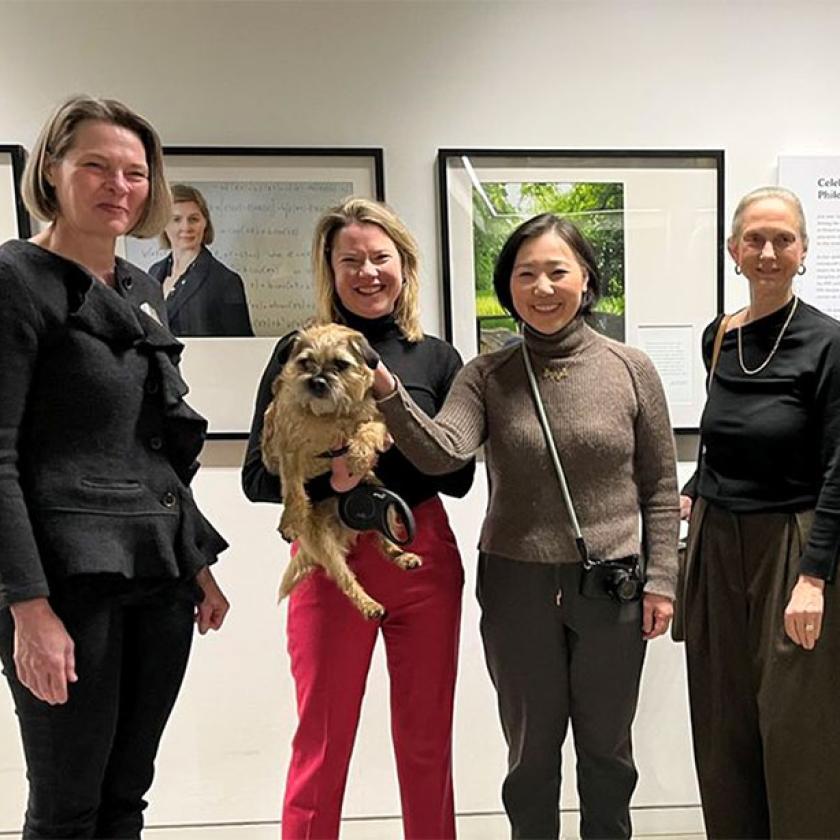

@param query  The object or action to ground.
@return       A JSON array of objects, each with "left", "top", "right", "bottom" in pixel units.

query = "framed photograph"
[
  {"left": 122, "top": 147, "right": 385, "bottom": 437},
  {"left": 438, "top": 149, "right": 724, "bottom": 431},
  {"left": 0, "top": 145, "right": 31, "bottom": 240}
]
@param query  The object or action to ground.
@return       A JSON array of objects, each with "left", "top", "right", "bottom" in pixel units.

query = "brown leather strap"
[{"left": 708, "top": 314, "right": 732, "bottom": 388}]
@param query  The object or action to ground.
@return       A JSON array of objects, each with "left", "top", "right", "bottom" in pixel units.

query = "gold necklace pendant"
[{"left": 542, "top": 366, "right": 570, "bottom": 383}]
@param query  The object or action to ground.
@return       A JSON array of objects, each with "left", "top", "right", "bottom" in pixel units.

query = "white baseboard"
[{"left": 121, "top": 806, "right": 706, "bottom": 839}]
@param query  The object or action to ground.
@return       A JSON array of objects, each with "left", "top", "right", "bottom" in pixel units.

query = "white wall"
[{"left": 2, "top": 0, "right": 839, "bottom": 833}]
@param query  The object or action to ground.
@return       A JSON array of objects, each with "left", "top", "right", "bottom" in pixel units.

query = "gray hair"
[{"left": 730, "top": 186, "right": 808, "bottom": 248}]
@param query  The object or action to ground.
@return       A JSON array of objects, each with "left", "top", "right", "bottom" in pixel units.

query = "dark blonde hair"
[
  {"left": 311, "top": 197, "right": 423, "bottom": 342},
  {"left": 21, "top": 94, "right": 170, "bottom": 239},
  {"left": 160, "top": 183, "right": 215, "bottom": 248},
  {"left": 730, "top": 186, "right": 809, "bottom": 248}
]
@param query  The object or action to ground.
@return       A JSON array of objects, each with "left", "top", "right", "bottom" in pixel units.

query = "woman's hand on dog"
[
  {"left": 372, "top": 362, "right": 397, "bottom": 399},
  {"left": 328, "top": 433, "right": 393, "bottom": 492},
  {"left": 10, "top": 597, "right": 78, "bottom": 705},
  {"left": 195, "top": 566, "right": 230, "bottom": 634}
]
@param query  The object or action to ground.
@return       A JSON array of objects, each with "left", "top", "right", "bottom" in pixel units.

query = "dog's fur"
[{"left": 261, "top": 323, "right": 421, "bottom": 619}]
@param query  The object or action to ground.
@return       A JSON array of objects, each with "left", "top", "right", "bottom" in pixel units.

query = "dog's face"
[{"left": 279, "top": 324, "right": 375, "bottom": 416}]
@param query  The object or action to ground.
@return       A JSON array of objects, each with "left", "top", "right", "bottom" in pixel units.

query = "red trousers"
[{"left": 281, "top": 496, "right": 464, "bottom": 840}]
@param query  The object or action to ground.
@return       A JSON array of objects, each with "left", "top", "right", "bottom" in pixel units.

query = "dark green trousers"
[
  {"left": 477, "top": 554, "right": 646, "bottom": 840},
  {"left": 684, "top": 499, "right": 840, "bottom": 839}
]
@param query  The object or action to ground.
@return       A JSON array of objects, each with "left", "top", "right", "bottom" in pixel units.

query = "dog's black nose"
[{"left": 308, "top": 376, "right": 329, "bottom": 397}]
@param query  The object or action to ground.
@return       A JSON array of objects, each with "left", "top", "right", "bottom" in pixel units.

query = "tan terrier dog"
[{"left": 261, "top": 323, "right": 421, "bottom": 619}]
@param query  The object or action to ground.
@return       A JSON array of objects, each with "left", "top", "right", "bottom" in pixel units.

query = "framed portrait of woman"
[{"left": 123, "top": 147, "right": 385, "bottom": 437}]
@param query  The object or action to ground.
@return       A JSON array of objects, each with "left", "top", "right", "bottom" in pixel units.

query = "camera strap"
[{"left": 520, "top": 338, "right": 591, "bottom": 566}]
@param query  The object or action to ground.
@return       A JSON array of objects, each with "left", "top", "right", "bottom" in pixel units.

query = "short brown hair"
[
  {"left": 21, "top": 94, "right": 170, "bottom": 239},
  {"left": 311, "top": 197, "right": 423, "bottom": 342},
  {"left": 159, "top": 183, "right": 215, "bottom": 248}
]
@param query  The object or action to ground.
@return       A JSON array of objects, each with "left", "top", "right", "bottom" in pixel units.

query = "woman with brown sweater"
[{"left": 372, "top": 213, "right": 680, "bottom": 840}]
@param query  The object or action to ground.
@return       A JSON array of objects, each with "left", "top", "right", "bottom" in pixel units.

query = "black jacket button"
[
  {"left": 122, "top": 276, "right": 134, "bottom": 290},
  {"left": 149, "top": 436, "right": 163, "bottom": 451},
  {"left": 145, "top": 380, "right": 159, "bottom": 395},
  {"left": 161, "top": 491, "right": 177, "bottom": 508}
]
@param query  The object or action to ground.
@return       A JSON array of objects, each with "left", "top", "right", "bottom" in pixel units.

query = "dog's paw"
[
  {"left": 360, "top": 599, "right": 386, "bottom": 620},
  {"left": 396, "top": 552, "right": 422, "bottom": 571},
  {"left": 278, "top": 509, "right": 300, "bottom": 541},
  {"left": 345, "top": 444, "right": 375, "bottom": 478}
]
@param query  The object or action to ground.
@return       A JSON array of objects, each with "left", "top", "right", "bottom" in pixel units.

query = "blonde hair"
[
  {"left": 22, "top": 94, "right": 170, "bottom": 239},
  {"left": 730, "top": 186, "right": 808, "bottom": 248},
  {"left": 159, "top": 183, "right": 215, "bottom": 248},
  {"left": 311, "top": 197, "right": 423, "bottom": 342}
]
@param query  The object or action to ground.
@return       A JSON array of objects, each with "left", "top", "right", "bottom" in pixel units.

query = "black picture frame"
[
  {"left": 0, "top": 145, "right": 32, "bottom": 240},
  {"left": 437, "top": 148, "right": 724, "bottom": 432},
  {"left": 123, "top": 146, "right": 385, "bottom": 438}
]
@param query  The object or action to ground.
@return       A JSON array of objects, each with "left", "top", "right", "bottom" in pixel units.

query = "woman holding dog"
[
  {"left": 372, "top": 213, "right": 679, "bottom": 840},
  {"left": 242, "top": 197, "right": 474, "bottom": 839},
  {"left": 678, "top": 187, "right": 840, "bottom": 838},
  {"left": 0, "top": 95, "right": 229, "bottom": 839}
]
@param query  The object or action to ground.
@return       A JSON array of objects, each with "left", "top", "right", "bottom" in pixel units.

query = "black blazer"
[
  {"left": 0, "top": 240, "right": 227, "bottom": 609},
  {"left": 148, "top": 247, "right": 253, "bottom": 337}
]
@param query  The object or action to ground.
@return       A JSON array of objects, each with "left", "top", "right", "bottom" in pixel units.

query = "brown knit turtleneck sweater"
[{"left": 378, "top": 316, "right": 680, "bottom": 598}]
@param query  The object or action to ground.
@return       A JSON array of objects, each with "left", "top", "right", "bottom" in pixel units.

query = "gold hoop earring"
[
  {"left": 735, "top": 265, "right": 742, "bottom": 275},
  {"left": 798, "top": 264, "right": 807, "bottom": 276}
]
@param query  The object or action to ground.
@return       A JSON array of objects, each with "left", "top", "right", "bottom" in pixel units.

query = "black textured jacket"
[
  {"left": 0, "top": 240, "right": 227, "bottom": 609},
  {"left": 148, "top": 246, "right": 253, "bottom": 337}
]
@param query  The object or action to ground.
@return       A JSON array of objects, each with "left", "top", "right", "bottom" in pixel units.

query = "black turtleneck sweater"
[
  {"left": 686, "top": 298, "right": 840, "bottom": 581},
  {"left": 241, "top": 311, "right": 475, "bottom": 507}
]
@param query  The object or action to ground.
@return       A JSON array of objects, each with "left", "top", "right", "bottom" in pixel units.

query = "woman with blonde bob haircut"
[
  {"left": 242, "top": 196, "right": 474, "bottom": 839},
  {"left": 0, "top": 94, "right": 228, "bottom": 839},
  {"left": 22, "top": 95, "right": 171, "bottom": 238}
]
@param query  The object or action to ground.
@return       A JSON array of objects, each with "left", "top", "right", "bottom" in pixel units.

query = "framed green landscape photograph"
[{"left": 437, "top": 149, "right": 724, "bottom": 431}]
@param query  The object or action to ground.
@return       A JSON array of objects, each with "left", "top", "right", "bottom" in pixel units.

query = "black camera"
[
  {"left": 337, "top": 485, "right": 416, "bottom": 546},
  {"left": 579, "top": 555, "right": 645, "bottom": 603}
]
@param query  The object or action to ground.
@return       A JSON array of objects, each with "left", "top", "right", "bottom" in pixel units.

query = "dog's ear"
[
  {"left": 260, "top": 401, "right": 280, "bottom": 473},
  {"left": 284, "top": 333, "right": 303, "bottom": 360},
  {"left": 351, "top": 335, "right": 381, "bottom": 370}
]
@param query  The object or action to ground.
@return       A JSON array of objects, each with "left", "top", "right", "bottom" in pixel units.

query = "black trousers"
[
  {"left": 684, "top": 499, "right": 840, "bottom": 839},
  {"left": 477, "top": 554, "right": 646, "bottom": 840},
  {"left": 0, "top": 576, "right": 198, "bottom": 839}
]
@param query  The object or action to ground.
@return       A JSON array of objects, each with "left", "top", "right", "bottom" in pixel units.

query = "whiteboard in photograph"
[
  {"left": 778, "top": 155, "right": 840, "bottom": 320},
  {"left": 122, "top": 147, "right": 385, "bottom": 437},
  {"left": 0, "top": 146, "right": 31, "bottom": 241},
  {"left": 437, "top": 150, "right": 724, "bottom": 431}
]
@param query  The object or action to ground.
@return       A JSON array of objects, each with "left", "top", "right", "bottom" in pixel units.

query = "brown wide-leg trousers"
[{"left": 684, "top": 498, "right": 840, "bottom": 839}]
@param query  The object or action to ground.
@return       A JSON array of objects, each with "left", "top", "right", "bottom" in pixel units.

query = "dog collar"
[{"left": 317, "top": 444, "right": 351, "bottom": 459}]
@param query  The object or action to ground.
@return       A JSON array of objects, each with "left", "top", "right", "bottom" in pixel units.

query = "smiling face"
[
  {"left": 47, "top": 119, "right": 150, "bottom": 240},
  {"left": 509, "top": 230, "right": 589, "bottom": 335},
  {"left": 165, "top": 200, "right": 208, "bottom": 253},
  {"left": 728, "top": 197, "right": 806, "bottom": 292},
  {"left": 330, "top": 222, "right": 404, "bottom": 320}
]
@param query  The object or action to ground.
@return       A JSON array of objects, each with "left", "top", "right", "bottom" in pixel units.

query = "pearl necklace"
[{"left": 737, "top": 296, "right": 798, "bottom": 376}]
